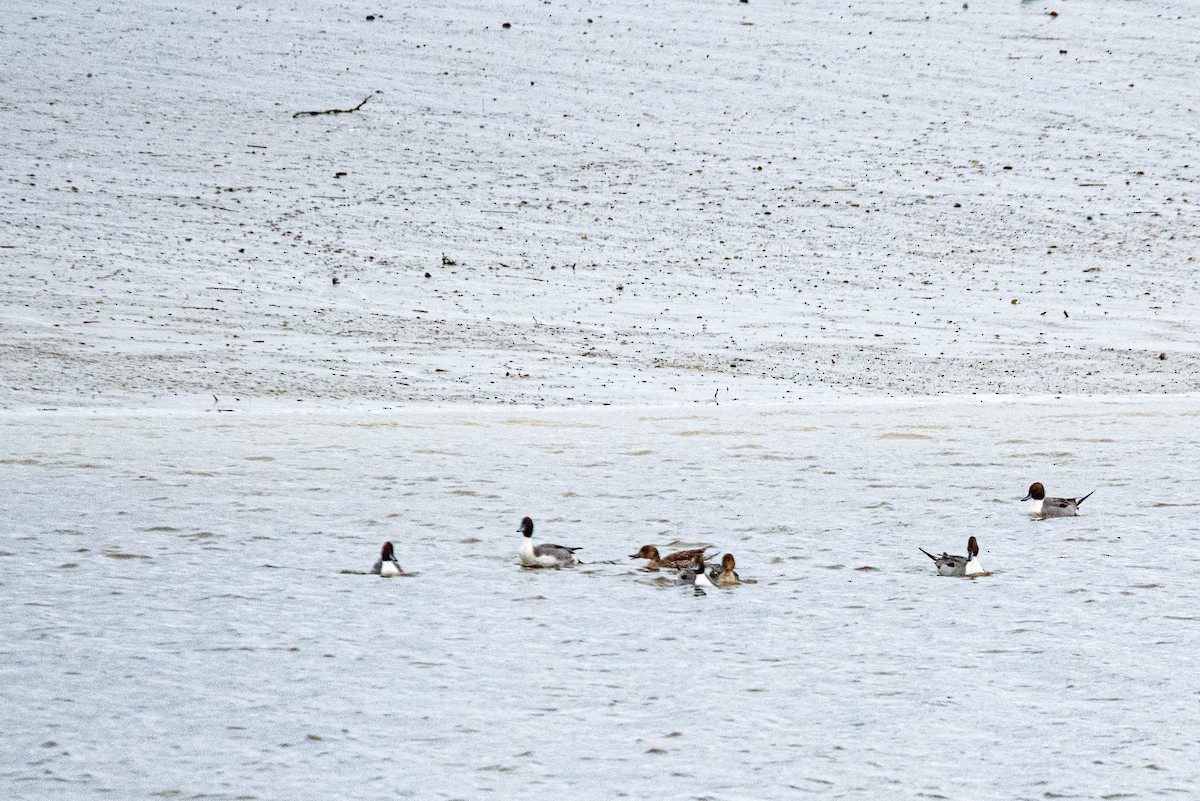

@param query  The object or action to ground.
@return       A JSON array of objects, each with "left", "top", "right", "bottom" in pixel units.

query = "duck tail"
[
  {"left": 918, "top": 548, "right": 938, "bottom": 562},
  {"left": 1076, "top": 489, "right": 1096, "bottom": 506}
]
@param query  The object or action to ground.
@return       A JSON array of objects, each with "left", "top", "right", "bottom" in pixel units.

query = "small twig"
[{"left": 292, "top": 94, "right": 372, "bottom": 118}]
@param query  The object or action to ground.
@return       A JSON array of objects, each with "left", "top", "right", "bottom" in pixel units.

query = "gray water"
[{"left": 3, "top": 397, "right": 1198, "bottom": 799}]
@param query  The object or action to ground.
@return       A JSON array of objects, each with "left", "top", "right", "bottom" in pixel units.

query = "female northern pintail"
[
  {"left": 518, "top": 516, "right": 582, "bottom": 568},
  {"left": 371, "top": 541, "right": 402, "bottom": 577},
  {"left": 920, "top": 536, "right": 985, "bottom": 577},
  {"left": 630, "top": 544, "right": 713, "bottom": 572},
  {"left": 1023, "top": 482, "right": 1095, "bottom": 518},
  {"left": 710, "top": 553, "right": 741, "bottom": 587}
]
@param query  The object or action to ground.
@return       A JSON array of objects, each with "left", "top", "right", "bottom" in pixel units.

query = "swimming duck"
[
  {"left": 630, "top": 544, "right": 712, "bottom": 572},
  {"left": 920, "top": 536, "right": 985, "bottom": 577},
  {"left": 371, "top": 541, "right": 402, "bottom": 577},
  {"left": 678, "top": 566, "right": 715, "bottom": 594},
  {"left": 518, "top": 516, "right": 581, "bottom": 568},
  {"left": 1023, "top": 482, "right": 1095, "bottom": 518},
  {"left": 688, "top": 556, "right": 718, "bottom": 588},
  {"left": 710, "top": 553, "right": 741, "bottom": 586}
]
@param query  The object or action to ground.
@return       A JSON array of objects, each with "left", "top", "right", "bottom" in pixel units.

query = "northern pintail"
[
  {"left": 518, "top": 516, "right": 581, "bottom": 568},
  {"left": 710, "top": 553, "right": 741, "bottom": 587},
  {"left": 920, "top": 536, "right": 985, "bottom": 577},
  {"left": 371, "top": 541, "right": 402, "bottom": 577},
  {"left": 630, "top": 544, "right": 712, "bottom": 571},
  {"left": 679, "top": 565, "right": 716, "bottom": 594},
  {"left": 1023, "top": 482, "right": 1095, "bottom": 518}
]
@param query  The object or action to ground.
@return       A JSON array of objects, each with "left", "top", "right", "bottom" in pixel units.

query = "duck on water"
[{"left": 518, "top": 516, "right": 582, "bottom": 568}]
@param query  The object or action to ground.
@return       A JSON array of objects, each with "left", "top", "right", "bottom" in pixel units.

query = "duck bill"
[{"left": 1021, "top": 493, "right": 1032, "bottom": 501}]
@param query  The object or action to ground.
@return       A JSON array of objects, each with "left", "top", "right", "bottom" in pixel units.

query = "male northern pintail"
[
  {"left": 709, "top": 553, "right": 741, "bottom": 587},
  {"left": 679, "top": 565, "right": 716, "bottom": 593},
  {"left": 518, "top": 516, "right": 582, "bottom": 568},
  {"left": 371, "top": 541, "right": 402, "bottom": 577},
  {"left": 1023, "top": 482, "right": 1095, "bottom": 518},
  {"left": 920, "top": 536, "right": 985, "bottom": 577},
  {"left": 630, "top": 544, "right": 713, "bottom": 572}
]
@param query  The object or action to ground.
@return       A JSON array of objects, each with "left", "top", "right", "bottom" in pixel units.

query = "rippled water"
[{"left": 3, "top": 398, "right": 1199, "bottom": 799}]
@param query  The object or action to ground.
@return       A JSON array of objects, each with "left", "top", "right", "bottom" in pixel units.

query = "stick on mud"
[{"left": 292, "top": 94, "right": 372, "bottom": 118}]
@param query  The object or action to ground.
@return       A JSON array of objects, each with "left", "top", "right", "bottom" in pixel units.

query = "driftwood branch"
[{"left": 292, "top": 94, "right": 372, "bottom": 119}]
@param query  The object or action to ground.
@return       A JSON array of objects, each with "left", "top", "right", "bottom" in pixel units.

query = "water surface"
[{"left": 2, "top": 398, "right": 1198, "bottom": 799}]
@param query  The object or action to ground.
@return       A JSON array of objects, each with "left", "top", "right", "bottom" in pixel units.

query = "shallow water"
[{"left": 3, "top": 397, "right": 1198, "bottom": 799}]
